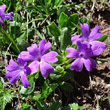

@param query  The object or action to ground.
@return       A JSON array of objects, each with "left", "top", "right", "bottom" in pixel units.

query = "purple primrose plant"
[
  {"left": 19, "top": 39, "right": 58, "bottom": 77},
  {"left": 0, "top": 5, "right": 14, "bottom": 26},
  {"left": 71, "top": 23, "right": 106, "bottom": 56},
  {"left": 6, "top": 58, "right": 31, "bottom": 88},
  {"left": 66, "top": 23, "right": 107, "bottom": 72},
  {"left": 66, "top": 41, "right": 96, "bottom": 72}
]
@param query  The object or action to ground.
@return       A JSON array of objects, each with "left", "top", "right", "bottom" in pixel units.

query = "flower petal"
[
  {"left": 80, "top": 23, "right": 90, "bottom": 40},
  {"left": 89, "top": 32, "right": 103, "bottom": 41},
  {"left": 89, "top": 26, "right": 101, "bottom": 38},
  {"left": 66, "top": 47, "right": 79, "bottom": 58},
  {"left": 6, "top": 59, "right": 19, "bottom": 72},
  {"left": 40, "top": 61, "right": 54, "bottom": 77},
  {"left": 70, "top": 58, "right": 83, "bottom": 72},
  {"left": 17, "top": 58, "right": 27, "bottom": 66},
  {"left": 29, "top": 61, "right": 40, "bottom": 74},
  {"left": 91, "top": 41, "right": 106, "bottom": 56},
  {"left": 91, "top": 41, "right": 106, "bottom": 50},
  {"left": 24, "top": 66, "right": 31, "bottom": 75},
  {"left": 43, "top": 41, "right": 51, "bottom": 54},
  {"left": 19, "top": 51, "right": 35, "bottom": 61},
  {"left": 27, "top": 44, "right": 39, "bottom": 56},
  {"left": 0, "top": 5, "right": 6, "bottom": 15},
  {"left": 0, "top": 18, "right": 4, "bottom": 25},
  {"left": 42, "top": 51, "right": 58, "bottom": 63},
  {"left": 21, "top": 73, "right": 30, "bottom": 88},
  {"left": 3, "top": 12, "right": 14, "bottom": 21},
  {"left": 9, "top": 73, "right": 20, "bottom": 84},
  {"left": 83, "top": 58, "right": 96, "bottom": 71},
  {"left": 5, "top": 70, "right": 20, "bottom": 79},
  {"left": 77, "top": 41, "right": 88, "bottom": 52},
  {"left": 39, "top": 39, "right": 45, "bottom": 55},
  {"left": 71, "top": 35, "right": 84, "bottom": 44}
]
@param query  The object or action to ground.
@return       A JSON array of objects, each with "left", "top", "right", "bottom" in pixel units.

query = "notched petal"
[
  {"left": 70, "top": 58, "right": 83, "bottom": 72},
  {"left": 21, "top": 73, "right": 30, "bottom": 88},
  {"left": 42, "top": 51, "right": 58, "bottom": 63},
  {"left": 6, "top": 59, "right": 19, "bottom": 72},
  {"left": 40, "top": 61, "right": 54, "bottom": 77},
  {"left": 71, "top": 35, "right": 84, "bottom": 44},
  {"left": 66, "top": 47, "right": 78, "bottom": 58}
]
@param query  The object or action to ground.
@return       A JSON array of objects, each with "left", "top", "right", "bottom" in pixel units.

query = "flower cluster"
[
  {"left": 66, "top": 23, "right": 106, "bottom": 72},
  {"left": 6, "top": 40, "right": 58, "bottom": 88},
  {"left": 0, "top": 5, "right": 14, "bottom": 26},
  {"left": 5, "top": 23, "right": 106, "bottom": 88}
]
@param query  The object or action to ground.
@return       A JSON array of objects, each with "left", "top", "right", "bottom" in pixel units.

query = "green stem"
[{"left": 7, "top": 88, "right": 18, "bottom": 93}]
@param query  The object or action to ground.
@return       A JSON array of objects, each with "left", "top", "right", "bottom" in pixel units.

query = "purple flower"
[
  {"left": 6, "top": 58, "right": 31, "bottom": 88},
  {"left": 66, "top": 41, "right": 96, "bottom": 72},
  {"left": 0, "top": 5, "right": 14, "bottom": 26},
  {"left": 71, "top": 23, "right": 106, "bottom": 55},
  {"left": 19, "top": 39, "right": 58, "bottom": 77}
]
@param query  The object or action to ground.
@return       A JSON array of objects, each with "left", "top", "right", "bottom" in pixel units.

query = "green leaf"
[
  {"left": 98, "top": 35, "right": 108, "bottom": 42},
  {"left": 9, "top": 21, "right": 21, "bottom": 39},
  {"left": 75, "top": 3, "right": 83, "bottom": 9},
  {"left": 19, "top": 103, "right": 36, "bottom": 110},
  {"left": 59, "top": 12, "right": 68, "bottom": 29},
  {"left": 41, "top": 80, "right": 58, "bottom": 99},
  {"left": 49, "top": 74, "right": 61, "bottom": 80},
  {"left": 50, "top": 65, "right": 66, "bottom": 80},
  {"left": 96, "top": 60, "right": 107, "bottom": 64},
  {"left": 69, "top": 103, "right": 79, "bottom": 110},
  {"left": 19, "top": 74, "right": 35, "bottom": 95},
  {"left": 48, "top": 22, "right": 61, "bottom": 36},
  {"left": 107, "top": 45, "right": 110, "bottom": 47},
  {"left": 48, "top": 102, "right": 61, "bottom": 110},
  {"left": 0, "top": 92, "right": 15, "bottom": 110},
  {"left": 2, "top": 29, "right": 20, "bottom": 54},
  {"left": 80, "top": 16, "right": 87, "bottom": 24},
  {"left": 17, "top": 39, "right": 30, "bottom": 51},
  {"left": 60, "top": 82, "right": 74, "bottom": 92},
  {"left": 59, "top": 106, "right": 71, "bottom": 110},
  {"left": 0, "top": 51, "right": 17, "bottom": 57},
  {"left": 60, "top": 27, "right": 72, "bottom": 50},
  {"left": 16, "top": 32, "right": 27, "bottom": 41},
  {"left": 0, "top": 77, "right": 4, "bottom": 91},
  {"left": 57, "top": 55, "right": 67, "bottom": 64},
  {"left": 57, "top": 6, "right": 69, "bottom": 18},
  {"left": 69, "top": 103, "right": 87, "bottom": 110},
  {"left": 32, "top": 94, "right": 41, "bottom": 101},
  {"left": 55, "top": 0, "right": 64, "bottom": 8},
  {"left": 107, "top": 96, "right": 110, "bottom": 104},
  {"left": 37, "top": 99, "right": 47, "bottom": 110},
  {"left": 68, "top": 13, "right": 79, "bottom": 29}
]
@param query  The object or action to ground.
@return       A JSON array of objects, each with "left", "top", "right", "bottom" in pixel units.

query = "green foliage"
[
  {"left": 48, "top": 102, "right": 61, "bottom": 110},
  {"left": 59, "top": 12, "right": 68, "bottom": 29},
  {"left": 19, "top": 103, "right": 35, "bottom": 110},
  {"left": 0, "top": 78, "right": 15, "bottom": 110},
  {"left": 48, "top": 22, "right": 61, "bottom": 36},
  {"left": 60, "top": 81, "right": 74, "bottom": 92},
  {"left": 41, "top": 80, "right": 58, "bottom": 99},
  {"left": 19, "top": 74, "right": 35, "bottom": 95},
  {"left": 69, "top": 103, "right": 87, "bottom": 110},
  {"left": 80, "top": 16, "right": 87, "bottom": 24},
  {"left": 98, "top": 35, "right": 108, "bottom": 42},
  {"left": 60, "top": 27, "right": 71, "bottom": 50}
]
